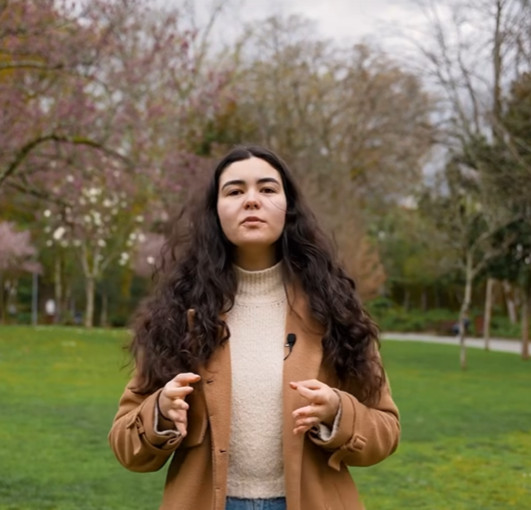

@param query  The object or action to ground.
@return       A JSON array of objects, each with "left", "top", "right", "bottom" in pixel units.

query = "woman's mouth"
[{"left": 242, "top": 216, "right": 264, "bottom": 224}]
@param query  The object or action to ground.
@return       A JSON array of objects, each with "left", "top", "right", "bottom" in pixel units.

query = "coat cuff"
[
  {"left": 309, "top": 390, "right": 355, "bottom": 450},
  {"left": 310, "top": 391, "right": 342, "bottom": 441},
  {"left": 134, "top": 389, "right": 182, "bottom": 449}
]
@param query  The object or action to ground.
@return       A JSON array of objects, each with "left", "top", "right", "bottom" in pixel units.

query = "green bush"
[
  {"left": 365, "top": 303, "right": 524, "bottom": 338},
  {"left": 109, "top": 314, "right": 129, "bottom": 328},
  {"left": 366, "top": 304, "right": 458, "bottom": 334},
  {"left": 489, "top": 315, "right": 524, "bottom": 339},
  {"left": 16, "top": 311, "right": 32, "bottom": 324}
]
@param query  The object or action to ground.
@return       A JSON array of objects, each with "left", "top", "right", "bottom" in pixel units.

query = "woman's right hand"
[{"left": 157, "top": 372, "right": 201, "bottom": 437}]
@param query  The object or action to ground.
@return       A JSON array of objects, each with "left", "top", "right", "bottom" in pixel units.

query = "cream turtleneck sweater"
[{"left": 226, "top": 261, "right": 287, "bottom": 498}]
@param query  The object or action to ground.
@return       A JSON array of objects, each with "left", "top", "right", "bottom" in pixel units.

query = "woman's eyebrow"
[{"left": 220, "top": 177, "right": 280, "bottom": 191}]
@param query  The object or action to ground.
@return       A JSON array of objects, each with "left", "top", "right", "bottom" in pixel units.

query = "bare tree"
[
  {"left": 213, "top": 15, "right": 433, "bottom": 296},
  {"left": 419, "top": 160, "right": 514, "bottom": 368},
  {"left": 410, "top": 0, "right": 530, "bottom": 364}
]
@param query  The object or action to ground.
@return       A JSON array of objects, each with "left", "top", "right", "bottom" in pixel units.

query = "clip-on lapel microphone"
[{"left": 284, "top": 333, "right": 297, "bottom": 360}]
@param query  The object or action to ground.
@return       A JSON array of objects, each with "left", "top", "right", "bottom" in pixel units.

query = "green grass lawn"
[
  {"left": 0, "top": 326, "right": 529, "bottom": 509},
  {"left": 354, "top": 340, "right": 531, "bottom": 509}
]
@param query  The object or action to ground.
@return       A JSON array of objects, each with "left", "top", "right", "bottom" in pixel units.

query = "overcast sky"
[
  {"left": 185, "top": 0, "right": 431, "bottom": 54},
  {"left": 234, "top": 0, "right": 424, "bottom": 43}
]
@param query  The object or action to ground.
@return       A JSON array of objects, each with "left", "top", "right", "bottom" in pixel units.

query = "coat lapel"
[
  {"left": 197, "top": 317, "right": 232, "bottom": 510},
  {"left": 282, "top": 286, "right": 324, "bottom": 510}
]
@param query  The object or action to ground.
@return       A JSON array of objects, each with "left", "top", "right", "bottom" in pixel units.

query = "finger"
[
  {"left": 168, "top": 399, "right": 189, "bottom": 412},
  {"left": 293, "top": 384, "right": 322, "bottom": 404},
  {"left": 292, "top": 405, "right": 317, "bottom": 419},
  {"left": 164, "top": 385, "right": 195, "bottom": 399},
  {"left": 294, "top": 415, "right": 319, "bottom": 428},
  {"left": 290, "top": 379, "right": 322, "bottom": 390},
  {"left": 168, "top": 410, "right": 188, "bottom": 433},
  {"left": 293, "top": 424, "right": 316, "bottom": 435},
  {"left": 175, "top": 422, "right": 187, "bottom": 437},
  {"left": 168, "top": 409, "right": 188, "bottom": 423},
  {"left": 173, "top": 372, "right": 201, "bottom": 385},
  {"left": 294, "top": 415, "right": 321, "bottom": 428},
  {"left": 294, "top": 413, "right": 320, "bottom": 428}
]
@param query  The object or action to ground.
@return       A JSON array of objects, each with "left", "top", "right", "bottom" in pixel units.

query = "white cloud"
[{"left": 176, "top": 0, "right": 428, "bottom": 52}]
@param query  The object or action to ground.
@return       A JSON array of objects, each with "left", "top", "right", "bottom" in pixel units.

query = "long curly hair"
[{"left": 130, "top": 145, "right": 384, "bottom": 404}]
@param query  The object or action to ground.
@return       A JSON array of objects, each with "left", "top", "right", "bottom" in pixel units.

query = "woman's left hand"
[{"left": 290, "top": 379, "right": 340, "bottom": 435}]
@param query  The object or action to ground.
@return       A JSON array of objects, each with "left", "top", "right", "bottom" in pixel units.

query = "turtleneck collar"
[{"left": 234, "top": 261, "right": 286, "bottom": 304}]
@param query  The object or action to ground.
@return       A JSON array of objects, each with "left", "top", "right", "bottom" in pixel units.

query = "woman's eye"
[
  {"left": 261, "top": 187, "right": 276, "bottom": 194},
  {"left": 227, "top": 189, "right": 242, "bottom": 196}
]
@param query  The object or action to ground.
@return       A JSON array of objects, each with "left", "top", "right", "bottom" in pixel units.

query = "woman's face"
[{"left": 217, "top": 157, "right": 287, "bottom": 269}]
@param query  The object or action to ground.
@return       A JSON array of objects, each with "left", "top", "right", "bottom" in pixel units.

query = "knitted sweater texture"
[{"left": 226, "top": 262, "right": 287, "bottom": 498}]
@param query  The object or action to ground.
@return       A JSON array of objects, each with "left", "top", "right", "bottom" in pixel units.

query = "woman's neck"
[{"left": 234, "top": 247, "right": 277, "bottom": 271}]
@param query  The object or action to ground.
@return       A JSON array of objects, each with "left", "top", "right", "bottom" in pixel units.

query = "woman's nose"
[{"left": 244, "top": 190, "right": 260, "bottom": 209}]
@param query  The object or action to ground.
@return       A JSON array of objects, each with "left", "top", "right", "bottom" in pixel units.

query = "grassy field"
[{"left": 0, "top": 326, "right": 529, "bottom": 509}]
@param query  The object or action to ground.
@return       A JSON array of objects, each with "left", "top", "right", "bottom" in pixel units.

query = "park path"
[{"left": 381, "top": 332, "right": 522, "bottom": 355}]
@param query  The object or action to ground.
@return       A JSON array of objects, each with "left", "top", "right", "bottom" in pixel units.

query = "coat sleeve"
[
  {"left": 108, "top": 380, "right": 183, "bottom": 473},
  {"left": 308, "top": 375, "right": 400, "bottom": 471}
]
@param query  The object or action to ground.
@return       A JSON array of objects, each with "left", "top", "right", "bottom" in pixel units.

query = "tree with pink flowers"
[
  {"left": 1, "top": 0, "right": 230, "bottom": 325},
  {"left": 0, "top": 222, "right": 40, "bottom": 322}
]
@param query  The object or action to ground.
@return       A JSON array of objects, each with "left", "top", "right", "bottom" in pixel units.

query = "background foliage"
[{"left": 0, "top": 0, "right": 529, "bottom": 345}]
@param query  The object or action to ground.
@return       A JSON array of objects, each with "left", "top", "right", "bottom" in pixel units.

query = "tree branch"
[{"left": 0, "top": 134, "right": 134, "bottom": 187}]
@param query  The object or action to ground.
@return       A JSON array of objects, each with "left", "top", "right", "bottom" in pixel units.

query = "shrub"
[{"left": 364, "top": 303, "right": 523, "bottom": 338}]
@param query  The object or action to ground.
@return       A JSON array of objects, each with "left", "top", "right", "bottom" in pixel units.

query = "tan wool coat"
[{"left": 108, "top": 288, "right": 400, "bottom": 510}]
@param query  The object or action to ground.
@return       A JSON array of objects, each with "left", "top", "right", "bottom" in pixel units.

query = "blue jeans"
[{"left": 225, "top": 497, "right": 286, "bottom": 510}]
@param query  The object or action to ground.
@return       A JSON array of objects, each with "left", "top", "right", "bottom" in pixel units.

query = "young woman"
[{"left": 108, "top": 145, "right": 400, "bottom": 510}]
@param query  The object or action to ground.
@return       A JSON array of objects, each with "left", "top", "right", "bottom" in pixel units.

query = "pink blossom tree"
[
  {"left": 1, "top": 0, "right": 231, "bottom": 325},
  {"left": 0, "top": 0, "right": 229, "bottom": 194},
  {"left": 0, "top": 221, "right": 40, "bottom": 322}
]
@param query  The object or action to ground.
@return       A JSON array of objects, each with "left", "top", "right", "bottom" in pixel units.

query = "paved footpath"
[{"left": 381, "top": 332, "right": 523, "bottom": 355}]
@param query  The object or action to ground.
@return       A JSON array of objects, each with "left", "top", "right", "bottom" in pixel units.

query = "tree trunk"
[
  {"left": 31, "top": 271, "right": 38, "bottom": 326},
  {"left": 492, "top": 0, "right": 503, "bottom": 129},
  {"left": 459, "top": 255, "right": 474, "bottom": 370},
  {"left": 503, "top": 280, "right": 518, "bottom": 324},
  {"left": 483, "top": 277, "right": 494, "bottom": 350},
  {"left": 522, "top": 287, "right": 529, "bottom": 361},
  {"left": 64, "top": 283, "right": 71, "bottom": 323},
  {"left": 6, "top": 280, "right": 17, "bottom": 323},
  {"left": 84, "top": 275, "right": 95, "bottom": 328},
  {"left": 54, "top": 256, "right": 62, "bottom": 324},
  {"left": 403, "top": 288, "right": 410, "bottom": 310},
  {"left": 100, "top": 292, "right": 108, "bottom": 328},
  {"left": 0, "top": 274, "right": 5, "bottom": 324}
]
